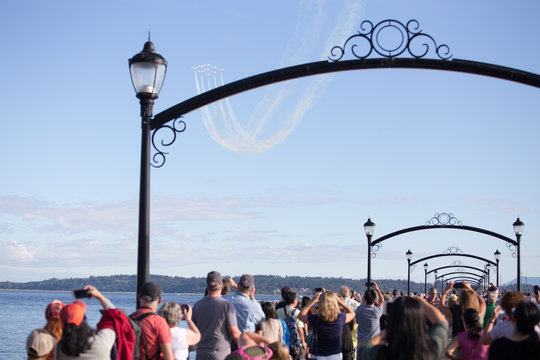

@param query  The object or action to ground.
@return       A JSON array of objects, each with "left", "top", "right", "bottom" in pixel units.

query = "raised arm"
[
  {"left": 298, "top": 292, "right": 320, "bottom": 324},
  {"left": 372, "top": 282, "right": 384, "bottom": 305},
  {"left": 438, "top": 281, "right": 454, "bottom": 320},
  {"left": 183, "top": 305, "right": 201, "bottom": 346},
  {"left": 421, "top": 297, "right": 447, "bottom": 325},
  {"left": 85, "top": 285, "right": 115, "bottom": 309},
  {"left": 336, "top": 294, "right": 356, "bottom": 323}
]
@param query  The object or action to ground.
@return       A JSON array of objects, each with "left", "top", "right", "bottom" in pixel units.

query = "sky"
[{"left": 1, "top": 0, "right": 539, "bottom": 288}]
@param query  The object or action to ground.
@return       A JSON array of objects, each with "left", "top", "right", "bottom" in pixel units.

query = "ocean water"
[{"left": 0, "top": 289, "right": 279, "bottom": 359}]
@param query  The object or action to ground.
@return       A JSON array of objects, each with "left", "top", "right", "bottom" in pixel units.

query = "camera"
[
  {"left": 314, "top": 288, "right": 324, "bottom": 293},
  {"left": 453, "top": 282, "right": 465, "bottom": 289},
  {"left": 72, "top": 289, "right": 90, "bottom": 299},
  {"left": 179, "top": 303, "right": 190, "bottom": 313}
]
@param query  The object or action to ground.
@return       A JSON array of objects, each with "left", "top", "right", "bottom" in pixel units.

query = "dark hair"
[
  {"left": 499, "top": 290, "right": 525, "bottom": 317},
  {"left": 60, "top": 319, "right": 95, "bottom": 356},
  {"left": 364, "top": 288, "right": 377, "bottom": 305},
  {"left": 283, "top": 291, "right": 297, "bottom": 305},
  {"left": 514, "top": 301, "right": 540, "bottom": 338},
  {"left": 281, "top": 286, "right": 292, "bottom": 300},
  {"left": 463, "top": 308, "right": 482, "bottom": 341},
  {"left": 221, "top": 278, "right": 231, "bottom": 295},
  {"left": 262, "top": 302, "right": 277, "bottom": 319},
  {"left": 376, "top": 297, "right": 437, "bottom": 360}
]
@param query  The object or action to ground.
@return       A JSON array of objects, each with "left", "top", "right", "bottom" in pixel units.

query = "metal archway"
[{"left": 134, "top": 19, "right": 534, "bottom": 297}]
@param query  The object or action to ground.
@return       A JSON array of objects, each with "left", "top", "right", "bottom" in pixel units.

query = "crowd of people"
[{"left": 26, "top": 274, "right": 540, "bottom": 360}]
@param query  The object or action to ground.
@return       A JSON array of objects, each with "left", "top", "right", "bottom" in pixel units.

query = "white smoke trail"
[{"left": 195, "top": 0, "right": 366, "bottom": 154}]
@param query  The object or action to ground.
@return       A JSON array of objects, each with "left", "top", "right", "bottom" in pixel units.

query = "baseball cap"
[
  {"left": 60, "top": 300, "right": 87, "bottom": 326},
  {"left": 45, "top": 300, "right": 65, "bottom": 321},
  {"left": 26, "top": 329, "right": 55, "bottom": 359},
  {"left": 141, "top": 281, "right": 162, "bottom": 301},
  {"left": 207, "top": 271, "right": 223, "bottom": 285},
  {"left": 238, "top": 274, "right": 254, "bottom": 290}
]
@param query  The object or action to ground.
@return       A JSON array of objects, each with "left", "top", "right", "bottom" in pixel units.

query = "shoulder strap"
[{"left": 132, "top": 311, "right": 156, "bottom": 321}]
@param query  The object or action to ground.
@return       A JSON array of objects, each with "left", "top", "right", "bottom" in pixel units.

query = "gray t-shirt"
[
  {"left": 355, "top": 304, "right": 383, "bottom": 341},
  {"left": 192, "top": 296, "right": 238, "bottom": 360},
  {"left": 54, "top": 328, "right": 116, "bottom": 360}
]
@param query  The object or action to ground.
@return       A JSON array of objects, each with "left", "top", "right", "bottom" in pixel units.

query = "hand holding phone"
[{"left": 73, "top": 288, "right": 90, "bottom": 299}]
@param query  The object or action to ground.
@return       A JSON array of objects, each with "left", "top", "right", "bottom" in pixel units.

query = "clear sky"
[{"left": 1, "top": 0, "right": 539, "bottom": 287}]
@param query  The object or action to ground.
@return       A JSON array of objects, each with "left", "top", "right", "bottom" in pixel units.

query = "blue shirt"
[{"left": 224, "top": 292, "right": 265, "bottom": 332}]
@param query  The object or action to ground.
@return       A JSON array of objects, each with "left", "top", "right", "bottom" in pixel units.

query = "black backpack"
[{"left": 129, "top": 312, "right": 160, "bottom": 360}]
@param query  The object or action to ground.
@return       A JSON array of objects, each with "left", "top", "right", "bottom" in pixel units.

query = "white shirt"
[{"left": 171, "top": 327, "right": 189, "bottom": 360}]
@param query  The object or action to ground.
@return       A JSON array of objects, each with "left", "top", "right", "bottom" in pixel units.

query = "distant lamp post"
[
  {"left": 513, "top": 218, "right": 524, "bottom": 291},
  {"left": 433, "top": 270, "right": 438, "bottom": 290},
  {"left": 423, "top": 263, "right": 429, "bottom": 294},
  {"left": 494, "top": 249, "right": 501, "bottom": 287},
  {"left": 129, "top": 38, "right": 167, "bottom": 307},
  {"left": 485, "top": 263, "right": 491, "bottom": 286},
  {"left": 364, "top": 218, "right": 375, "bottom": 287},
  {"left": 406, "top": 249, "right": 413, "bottom": 295}
]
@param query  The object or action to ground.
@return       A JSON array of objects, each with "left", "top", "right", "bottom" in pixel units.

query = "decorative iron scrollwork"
[
  {"left": 329, "top": 19, "right": 452, "bottom": 62},
  {"left": 151, "top": 117, "right": 186, "bottom": 168},
  {"left": 426, "top": 213, "right": 462, "bottom": 226},
  {"left": 444, "top": 246, "right": 464, "bottom": 255},
  {"left": 371, "top": 243, "right": 381, "bottom": 258},
  {"left": 410, "top": 263, "right": 417, "bottom": 273},
  {"left": 506, "top": 242, "right": 518, "bottom": 258}
]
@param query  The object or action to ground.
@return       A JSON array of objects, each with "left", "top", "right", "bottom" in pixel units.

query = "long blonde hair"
[
  {"left": 459, "top": 289, "right": 480, "bottom": 313},
  {"left": 317, "top": 292, "right": 340, "bottom": 322}
]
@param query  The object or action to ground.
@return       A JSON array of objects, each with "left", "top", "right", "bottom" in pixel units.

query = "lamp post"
[
  {"left": 494, "top": 249, "right": 501, "bottom": 287},
  {"left": 424, "top": 262, "right": 429, "bottom": 295},
  {"left": 364, "top": 218, "right": 375, "bottom": 287},
  {"left": 406, "top": 249, "right": 413, "bottom": 295},
  {"left": 433, "top": 270, "right": 438, "bottom": 290},
  {"left": 485, "top": 263, "right": 491, "bottom": 286},
  {"left": 129, "top": 39, "right": 167, "bottom": 307},
  {"left": 513, "top": 218, "right": 524, "bottom": 291}
]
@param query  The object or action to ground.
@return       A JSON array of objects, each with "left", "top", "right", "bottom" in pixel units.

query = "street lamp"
[
  {"left": 494, "top": 249, "right": 501, "bottom": 287},
  {"left": 485, "top": 263, "right": 491, "bottom": 286},
  {"left": 433, "top": 270, "right": 438, "bottom": 291},
  {"left": 513, "top": 218, "right": 524, "bottom": 291},
  {"left": 406, "top": 249, "right": 413, "bottom": 295},
  {"left": 364, "top": 218, "right": 375, "bottom": 287},
  {"left": 129, "top": 39, "right": 167, "bottom": 307},
  {"left": 423, "top": 263, "right": 429, "bottom": 294}
]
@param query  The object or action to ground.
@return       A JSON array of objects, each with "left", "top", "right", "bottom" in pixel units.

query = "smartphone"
[
  {"left": 179, "top": 303, "right": 190, "bottom": 313},
  {"left": 453, "top": 282, "right": 465, "bottom": 289},
  {"left": 314, "top": 287, "right": 324, "bottom": 293},
  {"left": 73, "top": 289, "right": 89, "bottom": 299}
]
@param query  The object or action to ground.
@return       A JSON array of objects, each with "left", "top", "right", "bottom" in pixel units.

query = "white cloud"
[{"left": 0, "top": 240, "right": 34, "bottom": 262}]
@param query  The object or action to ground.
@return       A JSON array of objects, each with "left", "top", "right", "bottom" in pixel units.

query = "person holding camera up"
[
  {"left": 440, "top": 281, "right": 486, "bottom": 338},
  {"left": 158, "top": 302, "right": 201, "bottom": 360},
  {"left": 355, "top": 282, "right": 385, "bottom": 350}
]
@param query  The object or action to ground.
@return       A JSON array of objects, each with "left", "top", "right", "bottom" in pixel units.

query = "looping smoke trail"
[{"left": 194, "top": 0, "right": 365, "bottom": 155}]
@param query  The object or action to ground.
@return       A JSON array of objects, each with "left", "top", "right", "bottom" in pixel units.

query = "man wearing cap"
[
  {"left": 224, "top": 274, "right": 265, "bottom": 333},
  {"left": 130, "top": 281, "right": 174, "bottom": 360},
  {"left": 27, "top": 329, "right": 56, "bottom": 360},
  {"left": 192, "top": 271, "right": 241, "bottom": 360}
]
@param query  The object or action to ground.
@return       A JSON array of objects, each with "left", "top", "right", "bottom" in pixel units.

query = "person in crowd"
[
  {"left": 275, "top": 286, "right": 292, "bottom": 311},
  {"left": 483, "top": 290, "right": 498, "bottom": 329},
  {"left": 222, "top": 278, "right": 232, "bottom": 296},
  {"left": 224, "top": 274, "right": 266, "bottom": 333},
  {"left": 192, "top": 271, "right": 241, "bottom": 360},
  {"left": 481, "top": 290, "right": 540, "bottom": 345},
  {"left": 36, "top": 300, "right": 65, "bottom": 360},
  {"left": 391, "top": 290, "right": 398, "bottom": 299},
  {"left": 440, "top": 281, "right": 486, "bottom": 338},
  {"left": 276, "top": 290, "right": 307, "bottom": 360},
  {"left": 355, "top": 282, "right": 385, "bottom": 347},
  {"left": 338, "top": 295, "right": 356, "bottom": 360},
  {"left": 256, "top": 302, "right": 283, "bottom": 344},
  {"left": 340, "top": 286, "right": 360, "bottom": 312},
  {"left": 358, "top": 296, "right": 449, "bottom": 360},
  {"left": 267, "top": 341, "right": 290, "bottom": 360},
  {"left": 130, "top": 281, "right": 174, "bottom": 360},
  {"left": 158, "top": 301, "right": 201, "bottom": 360},
  {"left": 488, "top": 301, "right": 540, "bottom": 359},
  {"left": 298, "top": 291, "right": 355, "bottom": 360},
  {"left": 54, "top": 286, "right": 121, "bottom": 359},
  {"left": 427, "top": 288, "right": 438, "bottom": 305},
  {"left": 445, "top": 308, "right": 490, "bottom": 360},
  {"left": 532, "top": 285, "right": 540, "bottom": 309},
  {"left": 27, "top": 329, "right": 56, "bottom": 360}
]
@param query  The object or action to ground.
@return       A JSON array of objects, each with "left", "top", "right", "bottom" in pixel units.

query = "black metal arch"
[
  {"left": 372, "top": 224, "right": 516, "bottom": 247},
  {"left": 427, "top": 264, "right": 487, "bottom": 276},
  {"left": 411, "top": 253, "right": 496, "bottom": 267},
  {"left": 442, "top": 276, "right": 483, "bottom": 284},
  {"left": 435, "top": 271, "right": 485, "bottom": 279}
]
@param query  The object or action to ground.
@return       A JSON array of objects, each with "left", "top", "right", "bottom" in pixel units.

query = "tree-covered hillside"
[{"left": 0, "top": 274, "right": 430, "bottom": 295}]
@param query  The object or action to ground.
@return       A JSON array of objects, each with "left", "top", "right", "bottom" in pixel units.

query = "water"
[{"left": 0, "top": 290, "right": 279, "bottom": 359}]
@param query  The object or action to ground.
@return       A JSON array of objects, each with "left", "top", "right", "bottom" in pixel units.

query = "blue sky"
[{"left": 1, "top": 0, "right": 539, "bottom": 287}]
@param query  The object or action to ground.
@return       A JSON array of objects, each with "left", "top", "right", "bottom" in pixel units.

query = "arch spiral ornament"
[
  {"left": 329, "top": 19, "right": 452, "bottom": 62},
  {"left": 151, "top": 117, "right": 187, "bottom": 168},
  {"left": 506, "top": 242, "right": 518, "bottom": 258},
  {"left": 426, "top": 212, "right": 462, "bottom": 226},
  {"left": 444, "top": 246, "right": 464, "bottom": 255},
  {"left": 371, "top": 243, "right": 382, "bottom": 258}
]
